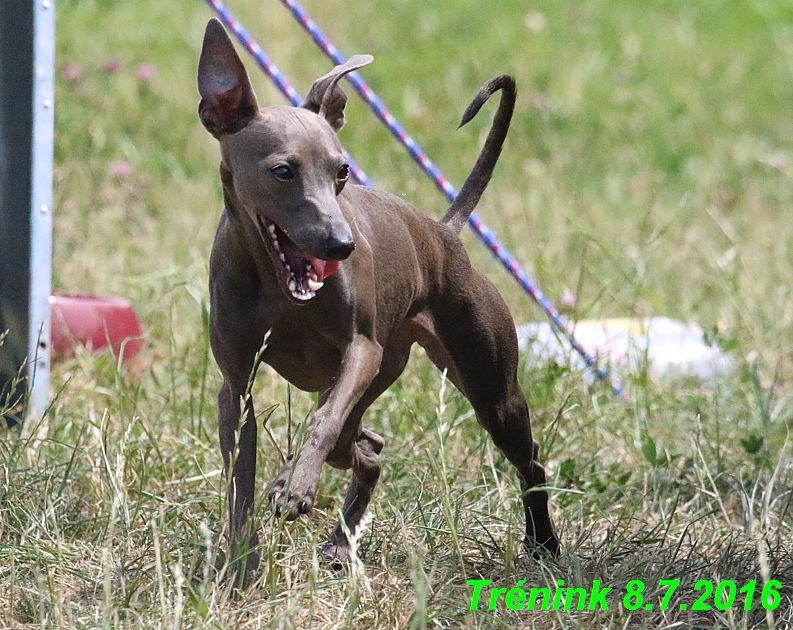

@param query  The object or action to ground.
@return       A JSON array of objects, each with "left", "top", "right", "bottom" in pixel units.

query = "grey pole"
[
  {"left": 28, "top": 0, "right": 55, "bottom": 420},
  {"left": 0, "top": 0, "right": 54, "bottom": 422}
]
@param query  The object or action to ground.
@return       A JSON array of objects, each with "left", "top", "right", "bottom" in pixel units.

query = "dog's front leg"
[
  {"left": 209, "top": 277, "right": 269, "bottom": 586},
  {"left": 218, "top": 377, "right": 258, "bottom": 540},
  {"left": 269, "top": 335, "right": 383, "bottom": 520}
]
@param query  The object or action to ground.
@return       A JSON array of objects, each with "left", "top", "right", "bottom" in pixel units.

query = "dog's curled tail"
[{"left": 439, "top": 75, "right": 516, "bottom": 235}]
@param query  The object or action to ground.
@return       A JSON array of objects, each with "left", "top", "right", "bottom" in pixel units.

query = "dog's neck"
[{"left": 218, "top": 161, "right": 284, "bottom": 297}]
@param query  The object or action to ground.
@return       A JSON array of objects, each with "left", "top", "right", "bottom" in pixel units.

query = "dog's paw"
[
  {"left": 231, "top": 549, "right": 260, "bottom": 592},
  {"left": 321, "top": 541, "right": 351, "bottom": 571},
  {"left": 228, "top": 533, "right": 260, "bottom": 593},
  {"left": 523, "top": 533, "right": 561, "bottom": 559},
  {"left": 268, "top": 462, "right": 319, "bottom": 520}
]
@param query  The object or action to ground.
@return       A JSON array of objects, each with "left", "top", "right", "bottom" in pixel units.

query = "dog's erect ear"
[
  {"left": 300, "top": 55, "right": 373, "bottom": 132},
  {"left": 197, "top": 18, "right": 259, "bottom": 138}
]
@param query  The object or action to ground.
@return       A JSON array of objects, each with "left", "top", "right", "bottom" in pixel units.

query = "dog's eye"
[
  {"left": 336, "top": 164, "right": 350, "bottom": 182},
  {"left": 271, "top": 164, "right": 294, "bottom": 181}
]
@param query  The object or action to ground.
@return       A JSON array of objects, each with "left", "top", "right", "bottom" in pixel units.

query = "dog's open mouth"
[{"left": 258, "top": 217, "right": 339, "bottom": 302}]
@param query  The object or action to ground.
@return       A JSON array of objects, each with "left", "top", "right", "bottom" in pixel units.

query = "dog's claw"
[
  {"left": 271, "top": 494, "right": 314, "bottom": 520},
  {"left": 268, "top": 464, "right": 318, "bottom": 520}
]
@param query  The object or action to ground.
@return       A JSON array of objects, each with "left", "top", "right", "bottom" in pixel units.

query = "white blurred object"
[{"left": 516, "top": 317, "right": 734, "bottom": 383}]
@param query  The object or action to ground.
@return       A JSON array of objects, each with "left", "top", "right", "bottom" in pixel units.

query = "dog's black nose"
[{"left": 323, "top": 235, "right": 355, "bottom": 260}]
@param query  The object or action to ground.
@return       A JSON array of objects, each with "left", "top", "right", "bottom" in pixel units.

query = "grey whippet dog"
[{"left": 197, "top": 18, "right": 559, "bottom": 577}]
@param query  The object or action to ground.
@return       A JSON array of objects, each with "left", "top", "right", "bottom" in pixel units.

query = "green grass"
[{"left": 2, "top": 0, "right": 793, "bottom": 627}]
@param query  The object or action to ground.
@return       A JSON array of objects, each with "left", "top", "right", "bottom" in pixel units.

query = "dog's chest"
[{"left": 262, "top": 320, "right": 343, "bottom": 392}]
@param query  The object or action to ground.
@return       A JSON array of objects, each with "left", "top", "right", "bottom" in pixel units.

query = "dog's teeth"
[
  {"left": 268, "top": 223, "right": 276, "bottom": 235},
  {"left": 279, "top": 253, "right": 286, "bottom": 262},
  {"left": 272, "top": 239, "right": 281, "bottom": 251},
  {"left": 284, "top": 264, "right": 291, "bottom": 273},
  {"left": 288, "top": 279, "right": 297, "bottom": 292},
  {"left": 307, "top": 279, "right": 324, "bottom": 292}
]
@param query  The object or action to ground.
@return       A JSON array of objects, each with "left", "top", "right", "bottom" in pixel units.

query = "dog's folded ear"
[
  {"left": 301, "top": 55, "right": 373, "bottom": 132},
  {"left": 197, "top": 18, "right": 259, "bottom": 138}
]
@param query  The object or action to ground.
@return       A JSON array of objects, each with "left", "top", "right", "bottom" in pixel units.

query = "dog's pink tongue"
[{"left": 312, "top": 259, "right": 339, "bottom": 280}]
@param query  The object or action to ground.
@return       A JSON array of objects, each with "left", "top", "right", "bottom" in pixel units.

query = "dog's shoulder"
[
  {"left": 341, "top": 184, "right": 462, "bottom": 282},
  {"left": 342, "top": 184, "right": 441, "bottom": 228}
]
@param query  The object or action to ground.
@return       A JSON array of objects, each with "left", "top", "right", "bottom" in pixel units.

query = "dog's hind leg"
[
  {"left": 426, "top": 268, "right": 560, "bottom": 555},
  {"left": 321, "top": 325, "right": 416, "bottom": 564},
  {"left": 322, "top": 427, "right": 385, "bottom": 565}
]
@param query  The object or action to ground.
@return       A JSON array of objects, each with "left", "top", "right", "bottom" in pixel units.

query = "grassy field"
[{"left": 2, "top": 0, "right": 793, "bottom": 627}]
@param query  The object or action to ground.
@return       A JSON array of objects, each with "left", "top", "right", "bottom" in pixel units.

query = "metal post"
[
  {"left": 29, "top": 0, "right": 55, "bottom": 419},
  {"left": 0, "top": 0, "right": 54, "bottom": 422}
]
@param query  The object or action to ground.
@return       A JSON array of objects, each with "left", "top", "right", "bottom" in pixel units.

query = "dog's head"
[{"left": 197, "top": 18, "right": 372, "bottom": 303}]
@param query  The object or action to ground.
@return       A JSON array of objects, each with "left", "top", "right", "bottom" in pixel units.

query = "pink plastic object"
[{"left": 49, "top": 293, "right": 144, "bottom": 362}]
